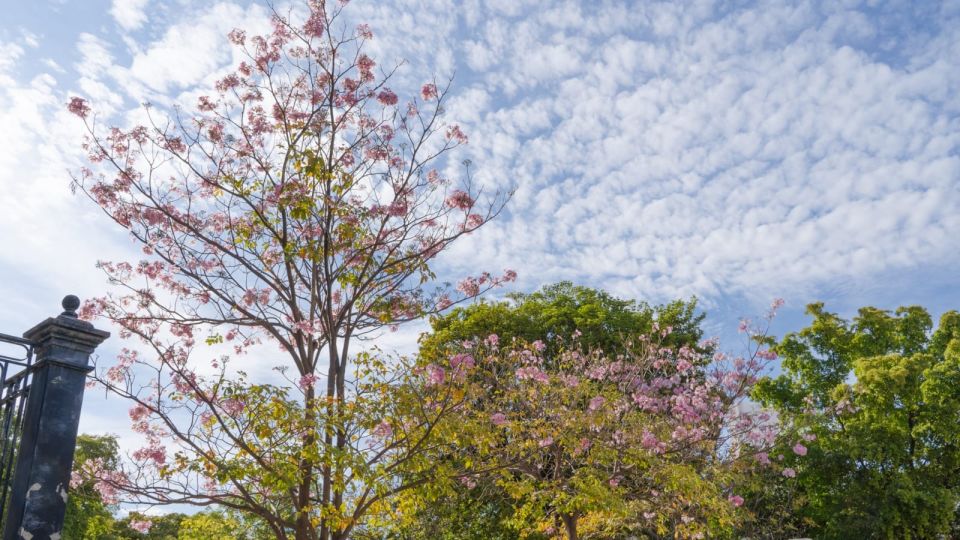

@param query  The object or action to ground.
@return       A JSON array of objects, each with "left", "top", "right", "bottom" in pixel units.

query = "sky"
[{"left": 0, "top": 0, "right": 958, "bottom": 492}]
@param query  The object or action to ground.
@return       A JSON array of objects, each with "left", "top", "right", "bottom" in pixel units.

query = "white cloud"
[
  {"left": 2, "top": 0, "right": 959, "bottom": 448},
  {"left": 110, "top": 0, "right": 151, "bottom": 31},
  {"left": 112, "top": 2, "right": 270, "bottom": 101}
]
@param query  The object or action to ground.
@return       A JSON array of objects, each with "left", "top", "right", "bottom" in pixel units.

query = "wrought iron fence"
[{"left": 0, "top": 333, "right": 33, "bottom": 523}]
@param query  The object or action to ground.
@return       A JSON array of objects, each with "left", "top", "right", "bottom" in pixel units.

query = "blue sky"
[{"left": 1, "top": 0, "right": 959, "bottom": 484}]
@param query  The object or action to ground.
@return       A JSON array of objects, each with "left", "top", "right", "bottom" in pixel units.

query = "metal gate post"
[{"left": 2, "top": 296, "right": 109, "bottom": 540}]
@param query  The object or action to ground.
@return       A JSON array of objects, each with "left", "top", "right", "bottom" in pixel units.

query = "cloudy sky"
[{"left": 1, "top": 0, "right": 959, "bottom": 448}]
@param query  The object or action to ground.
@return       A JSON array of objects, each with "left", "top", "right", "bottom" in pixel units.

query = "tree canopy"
[{"left": 750, "top": 304, "right": 960, "bottom": 538}]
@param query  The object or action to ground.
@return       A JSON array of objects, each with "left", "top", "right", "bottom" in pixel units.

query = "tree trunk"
[
  {"left": 561, "top": 514, "right": 579, "bottom": 540},
  {"left": 296, "top": 385, "right": 317, "bottom": 540}
]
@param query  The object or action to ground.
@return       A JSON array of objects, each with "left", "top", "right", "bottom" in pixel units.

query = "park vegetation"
[{"left": 64, "top": 1, "right": 960, "bottom": 538}]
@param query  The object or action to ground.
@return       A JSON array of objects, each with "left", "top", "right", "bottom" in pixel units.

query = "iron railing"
[{"left": 0, "top": 333, "right": 34, "bottom": 524}]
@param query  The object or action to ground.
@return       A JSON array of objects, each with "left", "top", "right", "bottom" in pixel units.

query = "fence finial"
[{"left": 60, "top": 295, "right": 80, "bottom": 318}]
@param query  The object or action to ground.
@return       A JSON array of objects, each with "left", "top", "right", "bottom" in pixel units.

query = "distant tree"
[
  {"left": 64, "top": 434, "right": 122, "bottom": 539},
  {"left": 419, "top": 281, "right": 705, "bottom": 363},
  {"left": 178, "top": 510, "right": 256, "bottom": 539},
  {"left": 67, "top": 1, "right": 511, "bottom": 538},
  {"left": 115, "top": 512, "right": 186, "bottom": 539},
  {"left": 749, "top": 304, "right": 960, "bottom": 538}
]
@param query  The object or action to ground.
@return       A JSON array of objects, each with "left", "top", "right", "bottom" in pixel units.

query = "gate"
[{"left": 0, "top": 296, "right": 109, "bottom": 539}]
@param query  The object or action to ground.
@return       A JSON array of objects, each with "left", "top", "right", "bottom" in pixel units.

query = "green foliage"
[
  {"left": 749, "top": 304, "right": 960, "bottom": 539},
  {"left": 178, "top": 511, "right": 247, "bottom": 539},
  {"left": 63, "top": 434, "right": 121, "bottom": 539},
  {"left": 397, "top": 283, "right": 706, "bottom": 539},
  {"left": 115, "top": 512, "right": 187, "bottom": 539},
  {"left": 420, "top": 281, "right": 704, "bottom": 362}
]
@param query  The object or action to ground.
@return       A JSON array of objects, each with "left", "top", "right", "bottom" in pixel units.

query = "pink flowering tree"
[
  {"left": 67, "top": 1, "right": 512, "bottom": 538},
  {"left": 409, "top": 303, "right": 789, "bottom": 540}
]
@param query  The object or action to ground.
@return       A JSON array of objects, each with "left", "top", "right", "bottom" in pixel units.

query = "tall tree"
[
  {"left": 67, "top": 1, "right": 511, "bottom": 538},
  {"left": 750, "top": 304, "right": 960, "bottom": 538}
]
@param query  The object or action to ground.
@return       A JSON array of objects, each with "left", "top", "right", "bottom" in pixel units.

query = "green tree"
[
  {"left": 394, "top": 283, "right": 715, "bottom": 538},
  {"left": 63, "top": 434, "right": 121, "bottom": 539},
  {"left": 420, "top": 281, "right": 704, "bottom": 362},
  {"left": 750, "top": 304, "right": 960, "bottom": 539},
  {"left": 178, "top": 511, "right": 248, "bottom": 539}
]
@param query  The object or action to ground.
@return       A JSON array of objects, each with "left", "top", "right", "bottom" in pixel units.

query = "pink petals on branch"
[
  {"left": 421, "top": 83, "right": 438, "bottom": 100},
  {"left": 67, "top": 96, "right": 91, "bottom": 118},
  {"left": 445, "top": 190, "right": 474, "bottom": 210}
]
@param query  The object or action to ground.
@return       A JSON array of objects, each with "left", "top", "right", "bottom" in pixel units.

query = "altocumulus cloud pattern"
[{"left": 0, "top": 0, "right": 958, "bottom": 315}]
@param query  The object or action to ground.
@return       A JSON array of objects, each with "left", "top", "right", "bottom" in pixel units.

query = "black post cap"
[{"left": 61, "top": 295, "right": 81, "bottom": 318}]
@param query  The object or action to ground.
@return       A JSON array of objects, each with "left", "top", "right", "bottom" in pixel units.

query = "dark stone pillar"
[{"left": 2, "top": 296, "right": 109, "bottom": 540}]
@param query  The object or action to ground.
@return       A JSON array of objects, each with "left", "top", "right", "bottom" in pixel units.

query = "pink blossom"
[
  {"left": 446, "top": 124, "right": 468, "bottom": 144},
  {"left": 421, "top": 83, "right": 438, "bottom": 100},
  {"left": 486, "top": 334, "right": 499, "bottom": 347},
  {"left": 298, "top": 374, "right": 320, "bottom": 390},
  {"left": 356, "top": 23, "right": 373, "bottom": 39},
  {"left": 227, "top": 28, "right": 246, "bottom": 45},
  {"left": 357, "top": 54, "right": 376, "bottom": 75},
  {"left": 641, "top": 430, "right": 662, "bottom": 453},
  {"left": 793, "top": 443, "right": 807, "bottom": 456},
  {"left": 608, "top": 477, "right": 620, "bottom": 487},
  {"left": 132, "top": 443, "right": 166, "bottom": 465},
  {"left": 515, "top": 366, "right": 548, "bottom": 383},
  {"left": 373, "top": 420, "right": 392, "bottom": 439},
  {"left": 445, "top": 190, "right": 474, "bottom": 211},
  {"left": 129, "top": 519, "right": 153, "bottom": 534},
  {"left": 426, "top": 364, "right": 445, "bottom": 386},
  {"left": 491, "top": 412, "right": 507, "bottom": 426},
  {"left": 728, "top": 494, "right": 744, "bottom": 507},
  {"left": 456, "top": 277, "right": 480, "bottom": 297},
  {"left": 67, "top": 97, "right": 91, "bottom": 118},
  {"left": 459, "top": 476, "right": 477, "bottom": 489},
  {"left": 781, "top": 467, "right": 796, "bottom": 478},
  {"left": 588, "top": 396, "right": 606, "bottom": 411},
  {"left": 129, "top": 404, "right": 150, "bottom": 422},
  {"left": 803, "top": 433, "right": 817, "bottom": 442},
  {"left": 303, "top": 11, "right": 326, "bottom": 38},
  {"left": 538, "top": 436, "right": 553, "bottom": 448},
  {"left": 532, "top": 340, "right": 546, "bottom": 352},
  {"left": 377, "top": 89, "right": 398, "bottom": 106},
  {"left": 221, "top": 398, "right": 244, "bottom": 416},
  {"left": 450, "top": 353, "right": 475, "bottom": 370}
]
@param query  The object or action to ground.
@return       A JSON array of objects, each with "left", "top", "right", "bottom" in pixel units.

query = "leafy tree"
[
  {"left": 115, "top": 512, "right": 186, "bottom": 539},
  {"left": 749, "top": 304, "right": 960, "bottom": 539},
  {"left": 394, "top": 288, "right": 785, "bottom": 539},
  {"left": 396, "top": 283, "right": 706, "bottom": 538},
  {"left": 178, "top": 510, "right": 254, "bottom": 539},
  {"left": 420, "top": 282, "right": 705, "bottom": 362},
  {"left": 67, "top": 1, "right": 511, "bottom": 539},
  {"left": 64, "top": 434, "right": 122, "bottom": 539}
]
